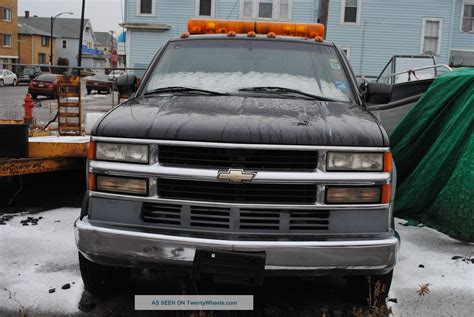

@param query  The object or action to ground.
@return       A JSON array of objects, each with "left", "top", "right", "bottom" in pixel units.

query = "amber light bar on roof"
[{"left": 187, "top": 19, "right": 325, "bottom": 39}]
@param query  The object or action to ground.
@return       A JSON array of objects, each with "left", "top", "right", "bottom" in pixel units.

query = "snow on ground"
[
  {"left": 0, "top": 208, "right": 83, "bottom": 316},
  {"left": 390, "top": 220, "right": 473, "bottom": 316},
  {"left": 0, "top": 208, "right": 472, "bottom": 316}
]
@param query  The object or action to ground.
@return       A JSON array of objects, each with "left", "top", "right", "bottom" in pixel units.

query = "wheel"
[
  {"left": 0, "top": 80, "right": 4, "bottom": 87},
  {"left": 346, "top": 270, "right": 393, "bottom": 305},
  {"left": 30, "top": 94, "right": 38, "bottom": 99},
  {"left": 12, "top": 79, "right": 17, "bottom": 86},
  {"left": 78, "top": 252, "right": 130, "bottom": 298},
  {"left": 87, "top": 89, "right": 91, "bottom": 95}
]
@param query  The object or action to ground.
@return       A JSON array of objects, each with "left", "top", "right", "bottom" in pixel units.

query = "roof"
[
  {"left": 170, "top": 33, "right": 330, "bottom": 45},
  {"left": 18, "top": 23, "right": 54, "bottom": 37},
  {"left": 94, "top": 32, "right": 113, "bottom": 46},
  {"left": 18, "top": 17, "right": 91, "bottom": 39},
  {"left": 120, "top": 23, "right": 171, "bottom": 30}
]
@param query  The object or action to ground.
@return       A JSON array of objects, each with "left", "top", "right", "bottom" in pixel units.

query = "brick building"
[
  {"left": 0, "top": 0, "right": 18, "bottom": 68},
  {"left": 18, "top": 20, "right": 56, "bottom": 65}
]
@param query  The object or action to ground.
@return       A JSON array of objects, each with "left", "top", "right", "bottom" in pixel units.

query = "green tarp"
[{"left": 390, "top": 68, "right": 474, "bottom": 241}]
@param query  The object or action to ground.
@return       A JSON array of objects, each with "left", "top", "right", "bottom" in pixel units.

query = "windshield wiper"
[
  {"left": 144, "top": 86, "right": 228, "bottom": 96},
  {"left": 238, "top": 86, "right": 338, "bottom": 102}
]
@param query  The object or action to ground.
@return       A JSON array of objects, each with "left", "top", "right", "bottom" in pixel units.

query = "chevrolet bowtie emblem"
[{"left": 217, "top": 169, "right": 257, "bottom": 183}]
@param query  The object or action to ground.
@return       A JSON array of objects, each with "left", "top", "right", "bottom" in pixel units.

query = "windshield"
[
  {"left": 35, "top": 74, "right": 57, "bottom": 82},
  {"left": 143, "top": 39, "right": 353, "bottom": 102}
]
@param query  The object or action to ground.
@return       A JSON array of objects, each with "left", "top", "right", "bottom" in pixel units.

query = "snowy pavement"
[{"left": 0, "top": 208, "right": 472, "bottom": 316}]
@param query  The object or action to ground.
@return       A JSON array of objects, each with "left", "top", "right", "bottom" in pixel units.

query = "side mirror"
[
  {"left": 366, "top": 82, "right": 392, "bottom": 104},
  {"left": 117, "top": 75, "right": 138, "bottom": 97}
]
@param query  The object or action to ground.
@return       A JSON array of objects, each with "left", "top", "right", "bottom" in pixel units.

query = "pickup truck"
[{"left": 75, "top": 19, "right": 399, "bottom": 300}]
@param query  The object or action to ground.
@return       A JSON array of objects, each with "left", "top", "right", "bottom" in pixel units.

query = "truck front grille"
[
  {"left": 142, "top": 203, "right": 330, "bottom": 233},
  {"left": 156, "top": 178, "right": 317, "bottom": 204},
  {"left": 157, "top": 145, "right": 318, "bottom": 170}
]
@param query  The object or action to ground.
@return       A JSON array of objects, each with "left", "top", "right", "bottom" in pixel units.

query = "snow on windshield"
[{"left": 146, "top": 71, "right": 351, "bottom": 102}]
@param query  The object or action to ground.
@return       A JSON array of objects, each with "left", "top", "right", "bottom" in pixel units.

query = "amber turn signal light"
[
  {"left": 326, "top": 186, "right": 383, "bottom": 204},
  {"left": 87, "top": 140, "right": 95, "bottom": 160},
  {"left": 384, "top": 152, "right": 393, "bottom": 173}
]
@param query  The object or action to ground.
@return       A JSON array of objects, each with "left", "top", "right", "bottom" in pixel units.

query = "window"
[
  {"left": 280, "top": 0, "right": 289, "bottom": 20},
  {"left": 2, "top": 34, "right": 12, "bottom": 47},
  {"left": 38, "top": 53, "right": 47, "bottom": 64},
  {"left": 259, "top": 0, "right": 273, "bottom": 18},
  {"left": 145, "top": 40, "right": 354, "bottom": 102},
  {"left": 240, "top": 0, "right": 291, "bottom": 21},
  {"left": 137, "top": 0, "right": 154, "bottom": 15},
  {"left": 421, "top": 18, "right": 443, "bottom": 55},
  {"left": 341, "top": 0, "right": 361, "bottom": 24},
  {"left": 63, "top": 40, "right": 67, "bottom": 48},
  {"left": 461, "top": 0, "right": 474, "bottom": 32},
  {"left": 41, "top": 36, "right": 50, "bottom": 47},
  {"left": 242, "top": 0, "right": 253, "bottom": 18},
  {"left": 197, "top": 0, "right": 214, "bottom": 17},
  {"left": 1, "top": 7, "right": 12, "bottom": 21}
]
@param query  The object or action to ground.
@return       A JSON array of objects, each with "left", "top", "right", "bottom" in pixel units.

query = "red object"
[
  {"left": 111, "top": 50, "right": 119, "bottom": 66},
  {"left": 23, "top": 93, "right": 35, "bottom": 124},
  {"left": 28, "top": 75, "right": 60, "bottom": 99},
  {"left": 86, "top": 75, "right": 113, "bottom": 94}
]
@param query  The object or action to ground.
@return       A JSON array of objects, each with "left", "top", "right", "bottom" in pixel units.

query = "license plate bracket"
[{"left": 192, "top": 249, "right": 266, "bottom": 287}]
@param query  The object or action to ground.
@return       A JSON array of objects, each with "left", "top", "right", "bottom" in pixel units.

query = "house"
[
  {"left": 94, "top": 31, "right": 119, "bottom": 68},
  {"left": 18, "top": 22, "right": 56, "bottom": 65},
  {"left": 19, "top": 14, "right": 106, "bottom": 68},
  {"left": 325, "top": 0, "right": 474, "bottom": 76},
  {"left": 122, "top": 0, "right": 474, "bottom": 77},
  {"left": 0, "top": 0, "right": 18, "bottom": 69}
]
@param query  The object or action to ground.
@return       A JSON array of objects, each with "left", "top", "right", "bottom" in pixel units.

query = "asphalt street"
[{"left": 0, "top": 84, "right": 118, "bottom": 124}]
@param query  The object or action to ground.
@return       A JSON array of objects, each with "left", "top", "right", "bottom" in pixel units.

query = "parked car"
[
  {"left": 0, "top": 69, "right": 17, "bottom": 87},
  {"left": 80, "top": 68, "right": 97, "bottom": 77},
  {"left": 17, "top": 66, "right": 42, "bottom": 84},
  {"left": 77, "top": 19, "right": 400, "bottom": 301},
  {"left": 28, "top": 74, "right": 61, "bottom": 99},
  {"left": 86, "top": 74, "right": 113, "bottom": 94},
  {"left": 108, "top": 70, "right": 127, "bottom": 81}
]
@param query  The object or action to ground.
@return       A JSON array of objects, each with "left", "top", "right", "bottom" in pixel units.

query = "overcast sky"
[{"left": 19, "top": 0, "right": 124, "bottom": 35}]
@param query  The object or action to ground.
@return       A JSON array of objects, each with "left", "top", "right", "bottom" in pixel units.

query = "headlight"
[
  {"left": 94, "top": 142, "right": 149, "bottom": 163},
  {"left": 327, "top": 152, "right": 384, "bottom": 171},
  {"left": 96, "top": 175, "right": 148, "bottom": 196},
  {"left": 326, "top": 186, "right": 382, "bottom": 204}
]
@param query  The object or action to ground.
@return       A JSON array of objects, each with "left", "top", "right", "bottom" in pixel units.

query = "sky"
[{"left": 18, "top": 0, "right": 124, "bottom": 35}]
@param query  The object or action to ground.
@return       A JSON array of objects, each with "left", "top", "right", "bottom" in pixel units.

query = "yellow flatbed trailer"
[{"left": 0, "top": 136, "right": 89, "bottom": 177}]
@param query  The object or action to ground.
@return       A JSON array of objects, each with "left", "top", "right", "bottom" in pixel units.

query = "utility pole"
[
  {"left": 319, "top": 0, "right": 329, "bottom": 38},
  {"left": 77, "top": 0, "right": 86, "bottom": 68},
  {"left": 50, "top": 12, "right": 73, "bottom": 65}
]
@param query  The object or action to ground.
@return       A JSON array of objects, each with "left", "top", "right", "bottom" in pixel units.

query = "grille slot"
[
  {"left": 156, "top": 178, "right": 317, "bottom": 204},
  {"left": 289, "top": 211, "right": 330, "bottom": 230},
  {"left": 142, "top": 203, "right": 330, "bottom": 233},
  {"left": 158, "top": 145, "right": 318, "bottom": 171},
  {"left": 190, "top": 206, "right": 230, "bottom": 229},
  {"left": 239, "top": 209, "right": 280, "bottom": 230},
  {"left": 142, "top": 203, "right": 181, "bottom": 225}
]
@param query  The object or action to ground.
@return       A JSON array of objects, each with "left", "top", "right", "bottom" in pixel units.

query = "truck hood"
[{"left": 93, "top": 95, "right": 387, "bottom": 147}]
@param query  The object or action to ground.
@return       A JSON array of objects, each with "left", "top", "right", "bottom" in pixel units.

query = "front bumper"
[{"left": 75, "top": 217, "right": 399, "bottom": 275}]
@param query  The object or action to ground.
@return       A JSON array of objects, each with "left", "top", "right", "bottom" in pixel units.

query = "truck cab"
[{"left": 75, "top": 19, "right": 399, "bottom": 299}]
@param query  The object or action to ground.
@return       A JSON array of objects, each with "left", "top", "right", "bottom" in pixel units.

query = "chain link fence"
[{"left": 0, "top": 64, "right": 146, "bottom": 130}]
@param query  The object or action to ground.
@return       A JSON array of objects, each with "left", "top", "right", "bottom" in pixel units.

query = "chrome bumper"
[{"left": 75, "top": 218, "right": 399, "bottom": 275}]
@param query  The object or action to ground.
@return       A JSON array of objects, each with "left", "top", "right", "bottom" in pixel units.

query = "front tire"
[
  {"left": 346, "top": 270, "right": 393, "bottom": 305},
  {"left": 12, "top": 79, "right": 17, "bottom": 86},
  {"left": 78, "top": 252, "right": 130, "bottom": 298},
  {"left": 0, "top": 80, "right": 4, "bottom": 87}
]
